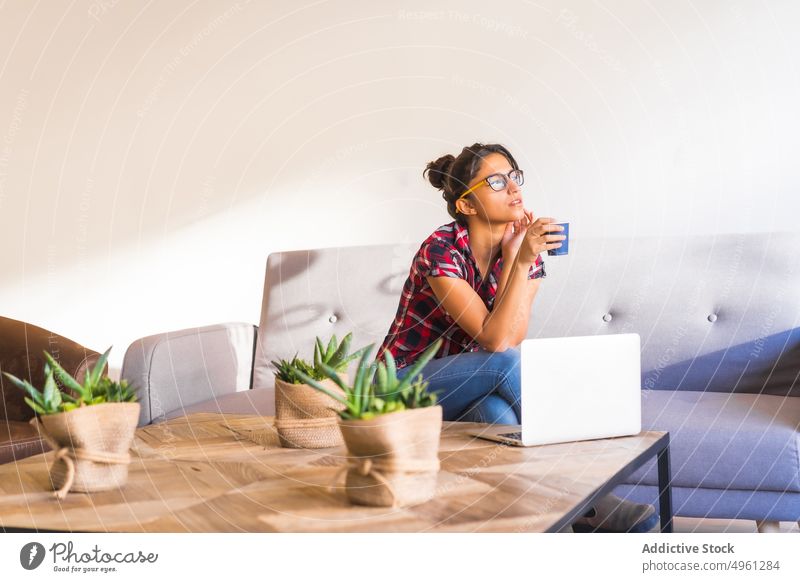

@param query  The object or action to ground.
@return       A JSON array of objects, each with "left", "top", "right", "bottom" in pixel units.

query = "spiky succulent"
[
  {"left": 2, "top": 346, "right": 137, "bottom": 415},
  {"left": 296, "top": 338, "right": 443, "bottom": 420},
  {"left": 272, "top": 333, "right": 368, "bottom": 384},
  {"left": 313, "top": 333, "right": 367, "bottom": 375},
  {"left": 271, "top": 354, "right": 322, "bottom": 383}
]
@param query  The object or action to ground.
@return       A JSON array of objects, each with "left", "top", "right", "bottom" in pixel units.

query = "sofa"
[
  {"left": 0, "top": 316, "right": 103, "bottom": 464},
  {"left": 121, "top": 231, "right": 800, "bottom": 531}
]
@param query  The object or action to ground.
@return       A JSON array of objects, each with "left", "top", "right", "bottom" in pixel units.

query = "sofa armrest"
[
  {"left": 121, "top": 322, "right": 257, "bottom": 426},
  {"left": 1, "top": 316, "right": 107, "bottom": 423}
]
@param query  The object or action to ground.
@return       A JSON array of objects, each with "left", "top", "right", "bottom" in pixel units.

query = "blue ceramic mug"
[{"left": 547, "top": 222, "right": 569, "bottom": 256}]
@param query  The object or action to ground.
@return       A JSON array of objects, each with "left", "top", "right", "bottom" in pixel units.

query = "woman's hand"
[
  {"left": 501, "top": 209, "right": 534, "bottom": 261},
  {"left": 518, "top": 215, "right": 565, "bottom": 264}
]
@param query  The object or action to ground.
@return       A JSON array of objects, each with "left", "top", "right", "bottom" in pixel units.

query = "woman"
[{"left": 378, "top": 142, "right": 657, "bottom": 533}]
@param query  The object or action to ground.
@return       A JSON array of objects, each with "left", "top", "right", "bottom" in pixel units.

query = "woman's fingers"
[
  {"left": 525, "top": 210, "right": 535, "bottom": 226},
  {"left": 535, "top": 220, "right": 565, "bottom": 236}
]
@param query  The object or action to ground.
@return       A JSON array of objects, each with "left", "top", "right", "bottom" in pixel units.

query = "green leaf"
[
  {"left": 50, "top": 383, "right": 62, "bottom": 410},
  {"left": 90, "top": 346, "right": 112, "bottom": 387},
  {"left": 395, "top": 339, "right": 442, "bottom": 394},
  {"left": 376, "top": 363, "right": 387, "bottom": 391},
  {"left": 314, "top": 339, "right": 324, "bottom": 366},
  {"left": 43, "top": 370, "right": 57, "bottom": 410},
  {"left": 43, "top": 351, "right": 86, "bottom": 399},
  {"left": 325, "top": 335, "right": 337, "bottom": 361},
  {"left": 352, "top": 360, "right": 366, "bottom": 415},
  {"left": 294, "top": 369, "right": 349, "bottom": 407},
  {"left": 342, "top": 345, "right": 369, "bottom": 367},
  {"left": 330, "top": 333, "right": 352, "bottom": 367},
  {"left": 364, "top": 362, "right": 377, "bottom": 412},
  {"left": 356, "top": 344, "right": 374, "bottom": 367},
  {"left": 385, "top": 350, "right": 397, "bottom": 383},
  {"left": 24, "top": 397, "right": 47, "bottom": 415},
  {"left": 3, "top": 372, "right": 44, "bottom": 404},
  {"left": 60, "top": 391, "right": 78, "bottom": 404},
  {"left": 352, "top": 345, "right": 374, "bottom": 415},
  {"left": 316, "top": 362, "right": 350, "bottom": 394}
]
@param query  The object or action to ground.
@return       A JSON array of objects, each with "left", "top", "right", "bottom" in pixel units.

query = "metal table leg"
[{"left": 657, "top": 436, "right": 673, "bottom": 533}]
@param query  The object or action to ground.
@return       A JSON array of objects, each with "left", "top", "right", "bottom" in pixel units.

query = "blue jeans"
[{"left": 395, "top": 348, "right": 521, "bottom": 425}]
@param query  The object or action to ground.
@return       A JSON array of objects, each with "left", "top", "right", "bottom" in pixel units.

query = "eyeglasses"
[{"left": 457, "top": 169, "right": 524, "bottom": 201}]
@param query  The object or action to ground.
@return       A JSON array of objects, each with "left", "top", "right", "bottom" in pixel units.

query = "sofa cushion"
[
  {"left": 642, "top": 328, "right": 800, "bottom": 397},
  {"left": 0, "top": 421, "right": 48, "bottom": 464},
  {"left": 624, "top": 391, "right": 800, "bottom": 493},
  {"left": 122, "top": 323, "right": 257, "bottom": 426},
  {"left": 161, "top": 388, "right": 275, "bottom": 421},
  {"left": 614, "top": 484, "right": 800, "bottom": 522}
]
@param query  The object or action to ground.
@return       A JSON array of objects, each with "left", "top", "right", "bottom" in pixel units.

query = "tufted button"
[
  {"left": 602, "top": 313, "right": 613, "bottom": 323},
  {"left": 328, "top": 314, "right": 338, "bottom": 323},
  {"left": 707, "top": 313, "right": 718, "bottom": 323}
]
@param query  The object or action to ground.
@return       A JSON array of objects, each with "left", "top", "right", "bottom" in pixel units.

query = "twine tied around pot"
[
  {"left": 273, "top": 416, "right": 339, "bottom": 430},
  {"left": 328, "top": 456, "right": 441, "bottom": 508},
  {"left": 31, "top": 403, "right": 139, "bottom": 499}
]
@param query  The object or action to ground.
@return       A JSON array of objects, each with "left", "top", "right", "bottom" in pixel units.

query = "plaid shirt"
[{"left": 378, "top": 220, "right": 546, "bottom": 369}]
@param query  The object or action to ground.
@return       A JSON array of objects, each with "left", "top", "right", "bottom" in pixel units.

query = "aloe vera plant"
[
  {"left": 313, "top": 333, "right": 367, "bottom": 374},
  {"left": 2, "top": 346, "right": 137, "bottom": 415},
  {"left": 296, "top": 338, "right": 443, "bottom": 420},
  {"left": 272, "top": 333, "right": 368, "bottom": 384},
  {"left": 270, "top": 354, "right": 322, "bottom": 383}
]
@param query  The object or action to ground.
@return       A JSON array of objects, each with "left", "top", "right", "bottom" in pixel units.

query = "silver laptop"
[{"left": 467, "top": 333, "right": 642, "bottom": 446}]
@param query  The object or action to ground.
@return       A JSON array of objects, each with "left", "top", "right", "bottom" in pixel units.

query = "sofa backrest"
[
  {"left": 0, "top": 316, "right": 102, "bottom": 422},
  {"left": 252, "top": 231, "right": 800, "bottom": 410}
]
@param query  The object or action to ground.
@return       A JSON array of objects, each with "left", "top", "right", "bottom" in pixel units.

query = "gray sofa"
[{"left": 121, "top": 231, "right": 800, "bottom": 531}]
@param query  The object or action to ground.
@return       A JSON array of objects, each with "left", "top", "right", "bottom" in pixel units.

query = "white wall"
[{"left": 1, "top": 0, "right": 798, "bottom": 372}]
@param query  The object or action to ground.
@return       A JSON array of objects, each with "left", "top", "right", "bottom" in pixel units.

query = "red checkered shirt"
[{"left": 378, "top": 220, "right": 546, "bottom": 369}]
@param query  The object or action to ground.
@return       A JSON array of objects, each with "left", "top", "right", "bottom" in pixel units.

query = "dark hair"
[{"left": 423, "top": 143, "right": 519, "bottom": 226}]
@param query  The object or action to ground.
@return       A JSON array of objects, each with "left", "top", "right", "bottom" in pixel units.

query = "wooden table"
[{"left": 0, "top": 413, "right": 672, "bottom": 533}]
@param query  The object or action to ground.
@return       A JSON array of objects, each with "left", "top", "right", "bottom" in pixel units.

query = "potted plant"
[
  {"left": 270, "top": 333, "right": 366, "bottom": 449},
  {"left": 296, "top": 338, "right": 443, "bottom": 508},
  {"left": 2, "top": 347, "right": 139, "bottom": 499}
]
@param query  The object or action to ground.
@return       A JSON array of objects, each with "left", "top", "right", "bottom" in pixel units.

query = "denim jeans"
[{"left": 395, "top": 348, "right": 521, "bottom": 425}]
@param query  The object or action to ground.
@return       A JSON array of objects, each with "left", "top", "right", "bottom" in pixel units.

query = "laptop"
[{"left": 467, "top": 333, "right": 642, "bottom": 447}]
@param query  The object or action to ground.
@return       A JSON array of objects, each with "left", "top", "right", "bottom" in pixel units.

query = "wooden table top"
[{"left": 0, "top": 413, "right": 666, "bottom": 532}]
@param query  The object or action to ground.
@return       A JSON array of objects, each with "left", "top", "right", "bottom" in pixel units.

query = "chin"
[{"left": 509, "top": 205, "right": 525, "bottom": 218}]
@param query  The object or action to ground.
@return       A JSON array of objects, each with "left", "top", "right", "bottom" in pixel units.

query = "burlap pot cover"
[
  {"left": 337, "top": 405, "right": 442, "bottom": 507},
  {"left": 34, "top": 402, "right": 140, "bottom": 498},
  {"left": 274, "top": 377, "right": 346, "bottom": 449}
]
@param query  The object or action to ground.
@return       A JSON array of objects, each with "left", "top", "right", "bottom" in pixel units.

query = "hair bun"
[{"left": 423, "top": 154, "right": 456, "bottom": 191}]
